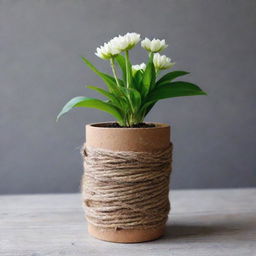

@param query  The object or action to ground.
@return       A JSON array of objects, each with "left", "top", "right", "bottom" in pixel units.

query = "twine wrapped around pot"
[{"left": 81, "top": 143, "right": 173, "bottom": 230}]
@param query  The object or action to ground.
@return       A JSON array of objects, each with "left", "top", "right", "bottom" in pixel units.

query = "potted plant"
[{"left": 57, "top": 32, "right": 206, "bottom": 243}]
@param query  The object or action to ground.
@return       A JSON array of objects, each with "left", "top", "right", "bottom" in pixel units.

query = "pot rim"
[{"left": 86, "top": 122, "right": 170, "bottom": 130}]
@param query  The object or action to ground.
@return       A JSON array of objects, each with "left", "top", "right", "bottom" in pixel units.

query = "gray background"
[{"left": 0, "top": 0, "right": 255, "bottom": 194}]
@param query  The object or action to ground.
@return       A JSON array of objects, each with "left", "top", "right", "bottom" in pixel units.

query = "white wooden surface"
[{"left": 0, "top": 189, "right": 255, "bottom": 256}]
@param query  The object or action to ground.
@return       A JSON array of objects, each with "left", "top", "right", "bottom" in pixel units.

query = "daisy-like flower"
[
  {"left": 110, "top": 32, "right": 141, "bottom": 52},
  {"left": 153, "top": 53, "right": 175, "bottom": 70},
  {"left": 141, "top": 38, "right": 168, "bottom": 53},
  {"left": 95, "top": 42, "right": 121, "bottom": 60},
  {"left": 132, "top": 63, "right": 146, "bottom": 72}
]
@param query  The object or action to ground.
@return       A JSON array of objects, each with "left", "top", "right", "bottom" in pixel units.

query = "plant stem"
[
  {"left": 125, "top": 50, "right": 130, "bottom": 88},
  {"left": 110, "top": 58, "right": 121, "bottom": 88},
  {"left": 123, "top": 50, "right": 135, "bottom": 116}
]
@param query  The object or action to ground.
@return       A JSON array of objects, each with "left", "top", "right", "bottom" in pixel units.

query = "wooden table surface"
[{"left": 0, "top": 189, "right": 255, "bottom": 256}]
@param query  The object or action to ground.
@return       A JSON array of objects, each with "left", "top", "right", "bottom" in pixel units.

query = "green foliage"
[
  {"left": 57, "top": 96, "right": 123, "bottom": 125},
  {"left": 142, "top": 57, "right": 156, "bottom": 97},
  {"left": 58, "top": 54, "right": 206, "bottom": 127},
  {"left": 156, "top": 71, "right": 190, "bottom": 86}
]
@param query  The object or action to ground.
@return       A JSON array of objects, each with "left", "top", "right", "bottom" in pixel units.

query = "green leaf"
[
  {"left": 81, "top": 56, "right": 123, "bottom": 92},
  {"left": 131, "top": 89, "right": 142, "bottom": 112},
  {"left": 128, "top": 88, "right": 141, "bottom": 112},
  {"left": 147, "top": 81, "right": 207, "bottom": 102},
  {"left": 142, "top": 60, "right": 155, "bottom": 97},
  {"left": 57, "top": 96, "right": 123, "bottom": 123},
  {"left": 156, "top": 71, "right": 190, "bottom": 87},
  {"left": 115, "top": 54, "right": 126, "bottom": 82},
  {"left": 124, "top": 51, "right": 133, "bottom": 89},
  {"left": 141, "top": 81, "right": 206, "bottom": 119},
  {"left": 119, "top": 87, "right": 141, "bottom": 112},
  {"left": 103, "top": 72, "right": 124, "bottom": 87},
  {"left": 133, "top": 70, "right": 143, "bottom": 92},
  {"left": 86, "top": 86, "right": 122, "bottom": 109}
]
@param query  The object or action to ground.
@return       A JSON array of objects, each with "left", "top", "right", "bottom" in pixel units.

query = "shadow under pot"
[{"left": 81, "top": 122, "right": 173, "bottom": 243}]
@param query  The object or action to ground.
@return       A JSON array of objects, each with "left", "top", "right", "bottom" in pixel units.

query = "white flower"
[
  {"left": 132, "top": 63, "right": 146, "bottom": 72},
  {"left": 110, "top": 32, "right": 141, "bottom": 51},
  {"left": 141, "top": 38, "right": 168, "bottom": 53},
  {"left": 153, "top": 53, "right": 175, "bottom": 70},
  {"left": 95, "top": 42, "right": 121, "bottom": 60}
]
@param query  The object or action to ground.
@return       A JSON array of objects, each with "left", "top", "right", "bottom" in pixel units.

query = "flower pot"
[{"left": 81, "top": 122, "right": 172, "bottom": 243}]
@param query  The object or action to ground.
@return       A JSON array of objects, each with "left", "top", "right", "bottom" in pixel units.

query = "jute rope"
[{"left": 81, "top": 143, "right": 173, "bottom": 230}]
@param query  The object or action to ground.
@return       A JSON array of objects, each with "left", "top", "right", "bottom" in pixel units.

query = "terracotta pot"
[{"left": 83, "top": 122, "right": 171, "bottom": 243}]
